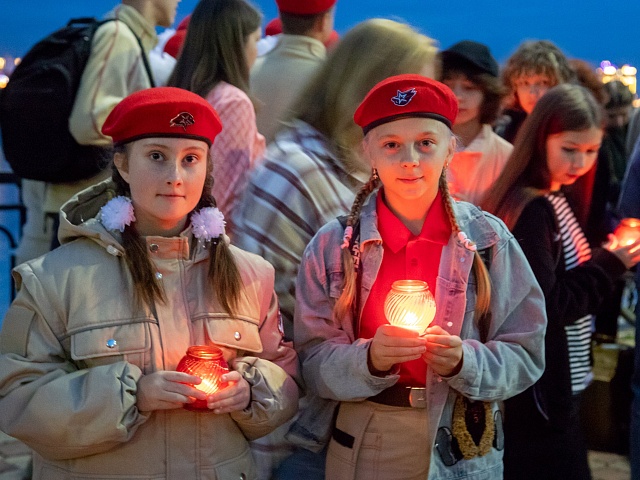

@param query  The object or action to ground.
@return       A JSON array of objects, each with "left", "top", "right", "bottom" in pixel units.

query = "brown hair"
[
  {"left": 502, "top": 40, "right": 575, "bottom": 110},
  {"left": 481, "top": 84, "right": 604, "bottom": 230},
  {"left": 279, "top": 10, "right": 329, "bottom": 35},
  {"left": 111, "top": 144, "right": 243, "bottom": 315},
  {"left": 334, "top": 168, "right": 492, "bottom": 333},
  {"left": 167, "top": 0, "right": 262, "bottom": 98}
]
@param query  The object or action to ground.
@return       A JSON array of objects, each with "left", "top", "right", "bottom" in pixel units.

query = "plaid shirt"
[{"left": 234, "top": 121, "right": 368, "bottom": 339}]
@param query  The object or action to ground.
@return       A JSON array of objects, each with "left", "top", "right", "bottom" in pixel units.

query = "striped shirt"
[
  {"left": 546, "top": 192, "right": 593, "bottom": 393},
  {"left": 234, "top": 120, "right": 369, "bottom": 339}
]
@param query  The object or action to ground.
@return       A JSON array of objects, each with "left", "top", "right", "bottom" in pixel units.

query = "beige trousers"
[{"left": 326, "top": 400, "right": 430, "bottom": 480}]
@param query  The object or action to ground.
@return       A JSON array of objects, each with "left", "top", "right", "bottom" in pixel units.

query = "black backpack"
[{"left": 0, "top": 17, "right": 155, "bottom": 183}]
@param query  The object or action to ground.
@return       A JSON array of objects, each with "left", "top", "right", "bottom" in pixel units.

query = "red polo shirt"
[{"left": 360, "top": 190, "right": 451, "bottom": 386}]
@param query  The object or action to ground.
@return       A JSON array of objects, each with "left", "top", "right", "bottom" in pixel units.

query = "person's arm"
[
  {"left": 443, "top": 217, "right": 547, "bottom": 401},
  {"left": 208, "top": 86, "right": 265, "bottom": 234},
  {"left": 513, "top": 197, "right": 626, "bottom": 326},
  {"left": 618, "top": 140, "right": 640, "bottom": 219},
  {"left": 0, "top": 265, "right": 148, "bottom": 460},
  {"left": 227, "top": 258, "right": 299, "bottom": 440},
  {"left": 69, "top": 21, "right": 151, "bottom": 146},
  {"left": 294, "top": 223, "right": 399, "bottom": 401}
]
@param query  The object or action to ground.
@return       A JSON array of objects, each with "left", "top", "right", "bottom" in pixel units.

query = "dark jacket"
[{"left": 507, "top": 195, "right": 626, "bottom": 429}]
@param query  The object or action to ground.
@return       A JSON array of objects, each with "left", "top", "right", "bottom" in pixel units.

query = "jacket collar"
[{"left": 358, "top": 190, "right": 500, "bottom": 251}]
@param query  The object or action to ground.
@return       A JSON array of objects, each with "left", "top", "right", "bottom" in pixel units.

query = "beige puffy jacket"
[{"left": 0, "top": 181, "right": 300, "bottom": 479}]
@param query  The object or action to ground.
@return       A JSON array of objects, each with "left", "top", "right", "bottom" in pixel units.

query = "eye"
[
  {"left": 183, "top": 154, "right": 200, "bottom": 164},
  {"left": 383, "top": 141, "right": 400, "bottom": 150},
  {"left": 419, "top": 139, "right": 435, "bottom": 148},
  {"left": 150, "top": 151, "right": 164, "bottom": 161},
  {"left": 561, "top": 147, "right": 576, "bottom": 154}
]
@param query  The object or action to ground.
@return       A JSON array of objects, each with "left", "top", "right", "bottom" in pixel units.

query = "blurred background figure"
[
  {"left": 168, "top": 0, "right": 265, "bottom": 239},
  {"left": 251, "top": 0, "right": 337, "bottom": 143},
  {"left": 496, "top": 40, "right": 575, "bottom": 143},
  {"left": 440, "top": 40, "right": 512, "bottom": 205}
]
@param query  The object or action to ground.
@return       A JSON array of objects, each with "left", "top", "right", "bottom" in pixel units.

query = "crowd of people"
[{"left": 0, "top": 0, "right": 639, "bottom": 479}]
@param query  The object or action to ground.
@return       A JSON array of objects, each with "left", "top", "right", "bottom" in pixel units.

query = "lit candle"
[
  {"left": 176, "top": 345, "right": 229, "bottom": 411},
  {"left": 384, "top": 280, "right": 436, "bottom": 334},
  {"left": 614, "top": 218, "right": 640, "bottom": 246}
]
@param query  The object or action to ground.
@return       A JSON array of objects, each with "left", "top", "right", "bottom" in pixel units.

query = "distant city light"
[{"left": 598, "top": 60, "right": 637, "bottom": 96}]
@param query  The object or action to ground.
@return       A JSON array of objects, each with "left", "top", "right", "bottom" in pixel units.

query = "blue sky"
[{"left": 2, "top": 1, "right": 640, "bottom": 72}]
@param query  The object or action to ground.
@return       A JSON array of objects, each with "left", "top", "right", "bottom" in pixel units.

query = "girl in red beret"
[
  {"left": 0, "top": 87, "right": 299, "bottom": 479},
  {"left": 291, "top": 74, "right": 547, "bottom": 479}
]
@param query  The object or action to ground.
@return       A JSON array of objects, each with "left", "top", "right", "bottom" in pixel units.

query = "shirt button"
[
  {"left": 234, "top": 332, "right": 242, "bottom": 341},
  {"left": 106, "top": 339, "right": 117, "bottom": 349},
  {"left": 149, "top": 243, "right": 159, "bottom": 253},
  {"left": 437, "top": 377, "right": 442, "bottom": 383},
  {"left": 460, "top": 256, "right": 466, "bottom": 262},
  {"left": 155, "top": 272, "right": 163, "bottom": 280},
  {"left": 447, "top": 321, "right": 453, "bottom": 327}
]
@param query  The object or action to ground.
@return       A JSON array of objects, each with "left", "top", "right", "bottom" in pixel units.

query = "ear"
[
  {"left": 113, "top": 151, "right": 130, "bottom": 184},
  {"left": 444, "top": 133, "right": 457, "bottom": 168},
  {"left": 361, "top": 135, "right": 376, "bottom": 169}
]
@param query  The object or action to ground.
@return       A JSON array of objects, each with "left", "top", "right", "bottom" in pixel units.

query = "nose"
[
  {"left": 401, "top": 147, "right": 420, "bottom": 167},
  {"left": 166, "top": 163, "right": 183, "bottom": 185},
  {"left": 571, "top": 151, "right": 590, "bottom": 169}
]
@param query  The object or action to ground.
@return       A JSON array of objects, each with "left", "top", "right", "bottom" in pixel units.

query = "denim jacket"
[{"left": 290, "top": 191, "right": 547, "bottom": 479}]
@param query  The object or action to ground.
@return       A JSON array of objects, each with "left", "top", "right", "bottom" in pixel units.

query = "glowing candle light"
[
  {"left": 176, "top": 345, "right": 229, "bottom": 411},
  {"left": 384, "top": 280, "right": 436, "bottom": 334},
  {"left": 614, "top": 218, "right": 640, "bottom": 247}
]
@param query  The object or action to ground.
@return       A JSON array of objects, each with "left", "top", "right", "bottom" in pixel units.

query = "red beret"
[
  {"left": 354, "top": 74, "right": 458, "bottom": 135},
  {"left": 163, "top": 29, "right": 186, "bottom": 58},
  {"left": 102, "top": 87, "right": 223, "bottom": 146},
  {"left": 265, "top": 18, "right": 283, "bottom": 36},
  {"left": 276, "top": 0, "right": 336, "bottom": 15}
]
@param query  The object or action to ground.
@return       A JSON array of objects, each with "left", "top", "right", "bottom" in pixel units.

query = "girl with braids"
[
  {"left": 292, "top": 75, "right": 547, "bottom": 479},
  {"left": 0, "top": 87, "right": 299, "bottom": 480},
  {"left": 482, "top": 84, "right": 640, "bottom": 480}
]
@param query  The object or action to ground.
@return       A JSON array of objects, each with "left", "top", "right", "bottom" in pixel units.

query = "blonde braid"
[
  {"left": 334, "top": 174, "right": 380, "bottom": 321},
  {"left": 439, "top": 173, "right": 492, "bottom": 328}
]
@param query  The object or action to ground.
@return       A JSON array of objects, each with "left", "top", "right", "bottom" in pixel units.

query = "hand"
[
  {"left": 207, "top": 370, "right": 251, "bottom": 414},
  {"left": 136, "top": 371, "right": 207, "bottom": 412},
  {"left": 603, "top": 234, "right": 640, "bottom": 269},
  {"left": 368, "top": 324, "right": 427, "bottom": 374},
  {"left": 421, "top": 325, "right": 464, "bottom": 377}
]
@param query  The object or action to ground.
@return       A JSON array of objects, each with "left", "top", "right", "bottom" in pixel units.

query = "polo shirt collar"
[{"left": 377, "top": 189, "right": 451, "bottom": 253}]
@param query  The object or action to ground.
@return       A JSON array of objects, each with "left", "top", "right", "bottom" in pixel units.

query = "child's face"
[
  {"left": 546, "top": 127, "right": 602, "bottom": 191},
  {"left": 514, "top": 73, "right": 554, "bottom": 114},
  {"left": 442, "top": 74, "right": 484, "bottom": 126},
  {"left": 115, "top": 137, "right": 209, "bottom": 237}
]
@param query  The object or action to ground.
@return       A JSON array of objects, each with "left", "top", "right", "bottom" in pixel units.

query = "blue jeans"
[
  {"left": 273, "top": 447, "right": 326, "bottom": 480},
  {"left": 631, "top": 270, "right": 640, "bottom": 480}
]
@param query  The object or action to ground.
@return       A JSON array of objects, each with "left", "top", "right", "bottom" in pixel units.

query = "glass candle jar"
[
  {"left": 614, "top": 218, "right": 640, "bottom": 247},
  {"left": 176, "top": 345, "right": 229, "bottom": 411},
  {"left": 384, "top": 280, "right": 436, "bottom": 334}
]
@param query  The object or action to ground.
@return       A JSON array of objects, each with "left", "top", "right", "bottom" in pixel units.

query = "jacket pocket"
[
  {"left": 203, "top": 316, "right": 263, "bottom": 355},
  {"left": 328, "top": 271, "right": 345, "bottom": 299},
  {"left": 202, "top": 446, "right": 256, "bottom": 480},
  {"left": 70, "top": 321, "right": 151, "bottom": 371}
]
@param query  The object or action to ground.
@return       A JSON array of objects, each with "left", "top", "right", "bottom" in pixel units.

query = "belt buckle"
[{"left": 409, "top": 387, "right": 426, "bottom": 408}]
